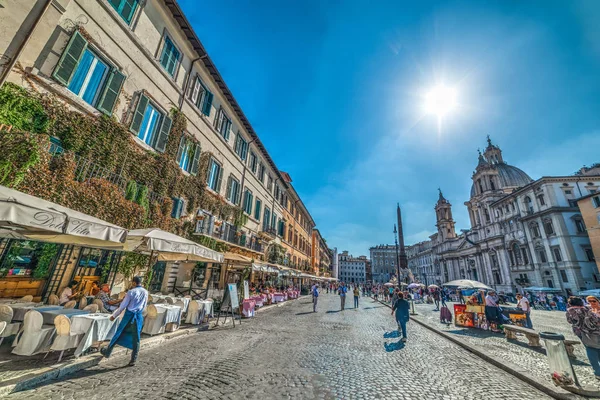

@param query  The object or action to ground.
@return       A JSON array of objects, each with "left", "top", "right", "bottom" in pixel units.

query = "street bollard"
[{"left": 539, "top": 332, "right": 579, "bottom": 388}]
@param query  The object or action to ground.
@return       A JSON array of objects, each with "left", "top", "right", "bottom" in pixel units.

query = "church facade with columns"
[{"left": 417, "top": 137, "right": 600, "bottom": 295}]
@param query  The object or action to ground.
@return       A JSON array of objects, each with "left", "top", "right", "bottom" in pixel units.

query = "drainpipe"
[{"left": 0, "top": 0, "right": 52, "bottom": 88}]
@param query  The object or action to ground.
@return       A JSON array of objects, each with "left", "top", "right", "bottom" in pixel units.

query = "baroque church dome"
[{"left": 470, "top": 137, "right": 533, "bottom": 197}]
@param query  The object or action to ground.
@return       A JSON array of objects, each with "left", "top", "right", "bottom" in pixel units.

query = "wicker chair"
[
  {"left": 63, "top": 300, "right": 76, "bottom": 309},
  {"left": 48, "top": 294, "right": 60, "bottom": 305}
]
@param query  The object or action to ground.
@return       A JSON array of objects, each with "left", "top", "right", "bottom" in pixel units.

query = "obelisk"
[{"left": 397, "top": 203, "right": 409, "bottom": 276}]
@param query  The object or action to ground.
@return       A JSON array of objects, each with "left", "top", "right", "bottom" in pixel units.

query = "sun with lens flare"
[{"left": 424, "top": 85, "right": 457, "bottom": 117}]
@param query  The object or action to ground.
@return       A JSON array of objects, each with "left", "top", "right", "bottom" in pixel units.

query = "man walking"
[
  {"left": 339, "top": 282, "right": 347, "bottom": 310},
  {"left": 101, "top": 276, "right": 148, "bottom": 366},
  {"left": 516, "top": 293, "right": 532, "bottom": 329},
  {"left": 312, "top": 283, "right": 319, "bottom": 312},
  {"left": 353, "top": 285, "right": 360, "bottom": 309},
  {"left": 391, "top": 292, "right": 410, "bottom": 342}
]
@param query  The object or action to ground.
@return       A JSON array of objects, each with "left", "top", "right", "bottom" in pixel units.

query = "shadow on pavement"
[
  {"left": 383, "top": 330, "right": 400, "bottom": 339},
  {"left": 295, "top": 311, "right": 315, "bottom": 316},
  {"left": 384, "top": 340, "right": 405, "bottom": 352},
  {"left": 326, "top": 310, "right": 342, "bottom": 314},
  {"left": 362, "top": 306, "right": 384, "bottom": 310},
  {"left": 14, "top": 364, "right": 130, "bottom": 392}
]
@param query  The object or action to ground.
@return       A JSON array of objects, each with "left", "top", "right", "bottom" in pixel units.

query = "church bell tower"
[{"left": 435, "top": 189, "right": 456, "bottom": 241}]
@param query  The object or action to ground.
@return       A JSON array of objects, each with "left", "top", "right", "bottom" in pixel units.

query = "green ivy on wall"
[{"left": 0, "top": 83, "right": 246, "bottom": 247}]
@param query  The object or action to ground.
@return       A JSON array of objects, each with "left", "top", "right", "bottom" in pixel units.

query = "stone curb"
[
  {"left": 373, "top": 297, "right": 579, "bottom": 400},
  {"left": 0, "top": 296, "right": 306, "bottom": 397}
]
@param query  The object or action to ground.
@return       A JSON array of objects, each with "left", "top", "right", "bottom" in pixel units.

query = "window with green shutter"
[
  {"left": 160, "top": 35, "right": 180, "bottom": 77},
  {"left": 190, "top": 76, "right": 213, "bottom": 116},
  {"left": 54, "top": 30, "right": 125, "bottom": 115},
  {"left": 243, "top": 189, "right": 253, "bottom": 215},
  {"left": 215, "top": 108, "right": 231, "bottom": 141},
  {"left": 109, "top": 0, "right": 139, "bottom": 25},
  {"left": 254, "top": 198, "right": 262, "bottom": 221},
  {"left": 130, "top": 93, "right": 170, "bottom": 152}
]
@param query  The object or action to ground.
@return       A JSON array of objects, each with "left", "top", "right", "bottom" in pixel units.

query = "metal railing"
[{"left": 48, "top": 140, "right": 166, "bottom": 205}]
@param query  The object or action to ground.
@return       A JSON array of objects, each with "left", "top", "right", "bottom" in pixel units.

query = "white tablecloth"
[
  {"left": 12, "top": 305, "right": 63, "bottom": 322},
  {"left": 71, "top": 313, "right": 120, "bottom": 357},
  {"left": 272, "top": 294, "right": 286, "bottom": 303},
  {"left": 150, "top": 295, "right": 190, "bottom": 312},
  {"left": 184, "top": 300, "right": 213, "bottom": 324}
]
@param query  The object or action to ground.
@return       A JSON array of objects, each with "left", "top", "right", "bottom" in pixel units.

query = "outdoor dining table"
[
  {"left": 242, "top": 299, "right": 256, "bottom": 318},
  {"left": 150, "top": 294, "right": 190, "bottom": 312},
  {"left": 12, "top": 305, "right": 63, "bottom": 322},
  {"left": 71, "top": 313, "right": 120, "bottom": 357},
  {"left": 143, "top": 304, "right": 182, "bottom": 335},
  {"left": 40, "top": 308, "right": 90, "bottom": 325},
  {"left": 249, "top": 296, "right": 264, "bottom": 307},
  {"left": 272, "top": 293, "right": 286, "bottom": 303}
]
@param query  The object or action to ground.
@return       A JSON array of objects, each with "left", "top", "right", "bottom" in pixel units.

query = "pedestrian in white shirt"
[
  {"left": 516, "top": 293, "right": 533, "bottom": 329},
  {"left": 101, "top": 276, "right": 148, "bottom": 366}
]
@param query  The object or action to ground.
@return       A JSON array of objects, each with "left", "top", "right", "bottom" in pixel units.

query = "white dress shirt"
[{"left": 111, "top": 286, "right": 148, "bottom": 318}]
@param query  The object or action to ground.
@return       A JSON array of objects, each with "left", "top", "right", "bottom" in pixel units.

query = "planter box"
[{"left": 0, "top": 277, "right": 46, "bottom": 299}]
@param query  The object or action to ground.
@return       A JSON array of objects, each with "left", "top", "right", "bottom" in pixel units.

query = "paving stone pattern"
[
  {"left": 5, "top": 295, "right": 551, "bottom": 400},
  {"left": 408, "top": 300, "right": 597, "bottom": 388}
]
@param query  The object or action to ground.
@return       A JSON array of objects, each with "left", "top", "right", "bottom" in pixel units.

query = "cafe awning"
[
  {"left": 124, "top": 228, "right": 224, "bottom": 263},
  {"left": 252, "top": 262, "right": 279, "bottom": 273},
  {"left": 224, "top": 252, "right": 252, "bottom": 264},
  {"left": 0, "top": 185, "right": 127, "bottom": 249}
]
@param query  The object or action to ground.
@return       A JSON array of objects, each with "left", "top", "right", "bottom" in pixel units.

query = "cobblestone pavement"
[
  {"left": 408, "top": 300, "right": 596, "bottom": 387},
  {"left": 5, "top": 294, "right": 552, "bottom": 400}
]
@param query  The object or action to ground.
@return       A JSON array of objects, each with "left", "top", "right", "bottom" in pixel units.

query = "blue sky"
[{"left": 180, "top": 0, "right": 600, "bottom": 256}]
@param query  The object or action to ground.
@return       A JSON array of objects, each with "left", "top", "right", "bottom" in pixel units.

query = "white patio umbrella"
[
  {"left": 0, "top": 185, "right": 127, "bottom": 249},
  {"left": 407, "top": 283, "right": 420, "bottom": 289},
  {"left": 124, "top": 228, "right": 224, "bottom": 263},
  {"left": 442, "top": 279, "right": 491, "bottom": 290}
]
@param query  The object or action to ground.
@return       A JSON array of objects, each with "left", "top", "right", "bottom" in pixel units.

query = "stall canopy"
[
  {"left": 0, "top": 185, "right": 127, "bottom": 249},
  {"left": 523, "top": 286, "right": 561, "bottom": 293},
  {"left": 442, "top": 279, "right": 491, "bottom": 290},
  {"left": 124, "top": 228, "right": 224, "bottom": 262},
  {"left": 579, "top": 289, "right": 600, "bottom": 296}
]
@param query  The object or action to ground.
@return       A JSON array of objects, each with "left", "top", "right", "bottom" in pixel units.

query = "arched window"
[
  {"left": 524, "top": 196, "right": 533, "bottom": 213},
  {"left": 543, "top": 218, "right": 555, "bottom": 236},
  {"left": 529, "top": 222, "right": 540, "bottom": 238},
  {"left": 512, "top": 243, "right": 522, "bottom": 265}
]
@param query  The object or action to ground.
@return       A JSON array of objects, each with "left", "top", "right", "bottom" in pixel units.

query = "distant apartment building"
[
  {"left": 407, "top": 240, "right": 437, "bottom": 285},
  {"left": 577, "top": 191, "right": 600, "bottom": 273},
  {"left": 369, "top": 245, "right": 397, "bottom": 283},
  {"left": 338, "top": 251, "right": 367, "bottom": 284}
]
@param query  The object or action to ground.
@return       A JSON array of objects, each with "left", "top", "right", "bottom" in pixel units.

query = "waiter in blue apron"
[{"left": 100, "top": 276, "right": 148, "bottom": 366}]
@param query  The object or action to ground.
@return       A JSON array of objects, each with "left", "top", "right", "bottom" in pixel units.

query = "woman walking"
[
  {"left": 566, "top": 296, "right": 600, "bottom": 379},
  {"left": 391, "top": 292, "right": 410, "bottom": 342}
]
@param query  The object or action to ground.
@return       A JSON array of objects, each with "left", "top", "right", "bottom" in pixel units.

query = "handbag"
[{"left": 581, "top": 332, "right": 600, "bottom": 349}]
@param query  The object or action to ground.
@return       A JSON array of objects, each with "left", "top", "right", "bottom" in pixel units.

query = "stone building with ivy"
[{"left": 0, "top": 0, "right": 329, "bottom": 299}]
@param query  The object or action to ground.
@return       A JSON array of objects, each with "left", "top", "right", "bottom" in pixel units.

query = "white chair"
[
  {"left": 92, "top": 299, "right": 108, "bottom": 313},
  {"left": 0, "top": 305, "right": 20, "bottom": 346},
  {"left": 165, "top": 297, "right": 175, "bottom": 305},
  {"left": 78, "top": 296, "right": 88, "bottom": 310},
  {"left": 155, "top": 298, "right": 165, "bottom": 304},
  {"left": 185, "top": 301, "right": 202, "bottom": 325},
  {"left": 12, "top": 310, "right": 54, "bottom": 356},
  {"left": 183, "top": 295, "right": 192, "bottom": 299},
  {"left": 167, "top": 293, "right": 175, "bottom": 297},
  {"left": 83, "top": 304, "right": 98, "bottom": 313},
  {"left": 63, "top": 300, "right": 76, "bottom": 309},
  {"left": 46, "top": 315, "right": 84, "bottom": 362},
  {"left": 142, "top": 305, "right": 165, "bottom": 335},
  {"left": 19, "top": 295, "right": 33, "bottom": 303},
  {"left": 174, "top": 300, "right": 185, "bottom": 310},
  {"left": 118, "top": 292, "right": 127, "bottom": 300},
  {"left": 48, "top": 294, "right": 60, "bottom": 305}
]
